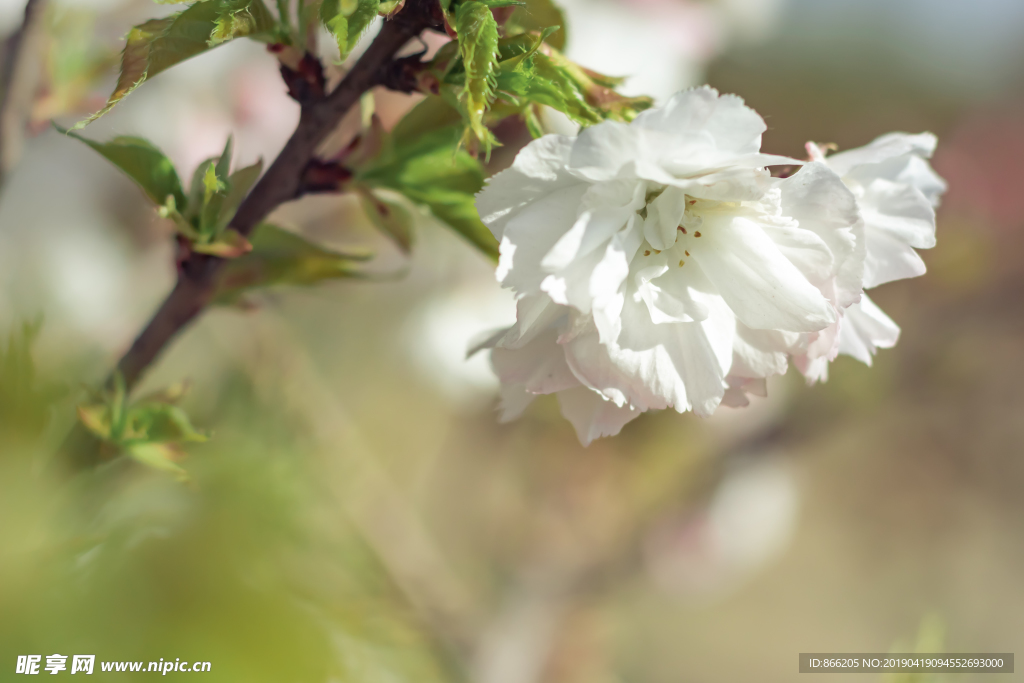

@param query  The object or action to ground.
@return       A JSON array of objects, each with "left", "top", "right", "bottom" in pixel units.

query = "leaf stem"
[{"left": 276, "top": 0, "right": 292, "bottom": 33}]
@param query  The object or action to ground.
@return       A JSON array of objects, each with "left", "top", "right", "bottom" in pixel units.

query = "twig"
[
  {"left": 0, "top": 0, "right": 47, "bottom": 189},
  {"left": 115, "top": 6, "right": 436, "bottom": 390},
  {"left": 64, "top": 1, "right": 441, "bottom": 467}
]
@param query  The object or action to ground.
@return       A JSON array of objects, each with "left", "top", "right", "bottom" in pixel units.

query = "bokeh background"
[{"left": 1, "top": 0, "right": 1023, "bottom": 680}]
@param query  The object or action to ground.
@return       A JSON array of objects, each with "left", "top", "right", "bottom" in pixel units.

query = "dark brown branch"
[
  {"left": 64, "top": 2, "right": 440, "bottom": 467},
  {"left": 0, "top": 0, "right": 47, "bottom": 189}
]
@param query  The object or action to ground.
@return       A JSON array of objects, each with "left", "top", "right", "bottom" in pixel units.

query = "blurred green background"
[{"left": 1, "top": 0, "right": 1023, "bottom": 680}]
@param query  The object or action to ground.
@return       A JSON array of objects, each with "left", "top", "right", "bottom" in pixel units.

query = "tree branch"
[
  {"left": 65, "top": 2, "right": 441, "bottom": 467},
  {"left": 0, "top": 0, "right": 47, "bottom": 189}
]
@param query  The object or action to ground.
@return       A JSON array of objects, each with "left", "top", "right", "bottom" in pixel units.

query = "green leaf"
[
  {"left": 200, "top": 162, "right": 228, "bottom": 236},
  {"left": 210, "top": 4, "right": 270, "bottom": 46},
  {"left": 389, "top": 96, "right": 464, "bottom": 147},
  {"left": 454, "top": 1, "right": 500, "bottom": 152},
  {"left": 215, "top": 136, "right": 234, "bottom": 179},
  {"left": 216, "top": 159, "right": 263, "bottom": 232},
  {"left": 56, "top": 125, "right": 186, "bottom": 208},
  {"left": 77, "top": 377, "right": 206, "bottom": 480},
  {"left": 357, "top": 128, "right": 497, "bottom": 258},
  {"left": 359, "top": 127, "right": 484, "bottom": 195},
  {"left": 77, "top": 0, "right": 277, "bottom": 126},
  {"left": 203, "top": 161, "right": 226, "bottom": 201},
  {"left": 541, "top": 46, "right": 654, "bottom": 121},
  {"left": 127, "top": 442, "right": 189, "bottom": 481},
  {"left": 321, "top": 0, "right": 379, "bottom": 59},
  {"left": 214, "top": 224, "right": 372, "bottom": 303},
  {"left": 405, "top": 187, "right": 496, "bottom": 258},
  {"left": 128, "top": 403, "right": 208, "bottom": 444},
  {"left": 495, "top": 50, "right": 602, "bottom": 126},
  {"left": 357, "top": 188, "right": 415, "bottom": 252},
  {"left": 507, "top": 0, "right": 566, "bottom": 50},
  {"left": 77, "top": 404, "right": 111, "bottom": 440},
  {"left": 441, "top": 34, "right": 653, "bottom": 129}
]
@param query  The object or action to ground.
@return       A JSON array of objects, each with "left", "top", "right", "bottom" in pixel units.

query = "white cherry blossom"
[
  {"left": 793, "top": 133, "right": 946, "bottom": 381},
  {"left": 475, "top": 87, "right": 863, "bottom": 443}
]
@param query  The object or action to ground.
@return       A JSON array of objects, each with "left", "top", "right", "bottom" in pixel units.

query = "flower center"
[{"left": 639, "top": 194, "right": 720, "bottom": 265}]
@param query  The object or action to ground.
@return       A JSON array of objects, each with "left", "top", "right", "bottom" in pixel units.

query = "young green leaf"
[
  {"left": 454, "top": 1, "right": 500, "bottom": 152},
  {"left": 77, "top": 0, "right": 277, "bottom": 126},
  {"left": 214, "top": 223, "right": 372, "bottom": 303},
  {"left": 357, "top": 188, "right": 415, "bottom": 252},
  {"left": 404, "top": 186, "right": 496, "bottom": 258},
  {"left": 56, "top": 125, "right": 187, "bottom": 208},
  {"left": 389, "top": 96, "right": 464, "bottom": 147},
  {"left": 200, "top": 162, "right": 229, "bottom": 237},
  {"left": 216, "top": 136, "right": 234, "bottom": 179},
  {"left": 76, "top": 379, "right": 206, "bottom": 481},
  {"left": 130, "top": 403, "right": 208, "bottom": 444},
  {"left": 321, "top": 0, "right": 380, "bottom": 59},
  {"left": 127, "top": 442, "right": 189, "bottom": 481},
  {"left": 494, "top": 50, "right": 602, "bottom": 126},
  {"left": 506, "top": 0, "right": 566, "bottom": 50},
  {"left": 357, "top": 127, "right": 497, "bottom": 258},
  {"left": 216, "top": 160, "right": 263, "bottom": 232},
  {"left": 77, "top": 404, "right": 112, "bottom": 440},
  {"left": 542, "top": 46, "right": 654, "bottom": 121}
]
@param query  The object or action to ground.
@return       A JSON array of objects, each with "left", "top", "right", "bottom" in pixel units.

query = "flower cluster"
[{"left": 474, "top": 87, "right": 945, "bottom": 444}]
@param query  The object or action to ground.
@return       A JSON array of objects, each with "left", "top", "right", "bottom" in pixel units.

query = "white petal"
[
  {"left": 634, "top": 86, "right": 765, "bottom": 157},
  {"left": 644, "top": 186, "right": 689, "bottom": 250},
  {"left": 476, "top": 135, "right": 580, "bottom": 239},
  {"left": 591, "top": 216, "right": 644, "bottom": 345},
  {"left": 636, "top": 258, "right": 712, "bottom": 325},
  {"left": 825, "top": 132, "right": 938, "bottom": 177},
  {"left": 556, "top": 386, "right": 642, "bottom": 445},
  {"left": 778, "top": 162, "right": 864, "bottom": 308},
  {"left": 894, "top": 154, "right": 947, "bottom": 208},
  {"left": 542, "top": 179, "right": 645, "bottom": 271},
  {"left": 491, "top": 327, "right": 578, "bottom": 395},
  {"left": 541, "top": 240, "right": 609, "bottom": 312},
  {"left": 500, "top": 294, "right": 566, "bottom": 350},
  {"left": 838, "top": 295, "right": 900, "bottom": 365},
  {"left": 467, "top": 326, "right": 511, "bottom": 358},
  {"left": 567, "top": 120, "right": 640, "bottom": 182},
  {"left": 500, "top": 183, "right": 590, "bottom": 292},
  {"left": 567, "top": 298, "right": 733, "bottom": 416},
  {"left": 498, "top": 384, "right": 536, "bottom": 422},
  {"left": 760, "top": 222, "right": 834, "bottom": 286},
  {"left": 862, "top": 223, "right": 928, "bottom": 289},
  {"left": 671, "top": 163, "right": 780, "bottom": 202},
  {"left": 721, "top": 376, "right": 768, "bottom": 408},
  {"left": 730, "top": 324, "right": 792, "bottom": 379},
  {"left": 862, "top": 177, "right": 937, "bottom": 245},
  {"left": 793, "top": 319, "right": 841, "bottom": 384},
  {"left": 694, "top": 215, "right": 836, "bottom": 332}
]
